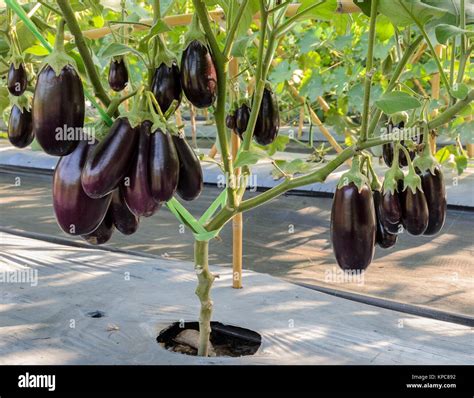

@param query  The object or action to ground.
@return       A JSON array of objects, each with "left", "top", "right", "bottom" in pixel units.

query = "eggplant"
[
  {"left": 122, "top": 121, "right": 160, "bottom": 217},
  {"left": 7, "top": 63, "right": 28, "bottom": 96},
  {"left": 149, "top": 128, "right": 180, "bottom": 202},
  {"left": 180, "top": 40, "right": 217, "bottom": 108},
  {"left": 254, "top": 87, "right": 279, "bottom": 146},
  {"left": 330, "top": 182, "right": 376, "bottom": 270},
  {"left": 33, "top": 64, "right": 84, "bottom": 156},
  {"left": 381, "top": 190, "right": 402, "bottom": 225},
  {"left": 400, "top": 187, "right": 429, "bottom": 235},
  {"left": 53, "top": 140, "right": 112, "bottom": 236},
  {"left": 418, "top": 166, "right": 446, "bottom": 236},
  {"left": 81, "top": 208, "right": 114, "bottom": 245},
  {"left": 235, "top": 104, "right": 250, "bottom": 139},
  {"left": 382, "top": 141, "right": 415, "bottom": 167},
  {"left": 108, "top": 58, "right": 128, "bottom": 92},
  {"left": 226, "top": 113, "right": 236, "bottom": 130},
  {"left": 172, "top": 134, "right": 203, "bottom": 201},
  {"left": 151, "top": 62, "right": 182, "bottom": 114},
  {"left": 8, "top": 105, "right": 34, "bottom": 148},
  {"left": 373, "top": 190, "right": 397, "bottom": 249},
  {"left": 82, "top": 117, "right": 137, "bottom": 199},
  {"left": 110, "top": 189, "right": 139, "bottom": 235}
]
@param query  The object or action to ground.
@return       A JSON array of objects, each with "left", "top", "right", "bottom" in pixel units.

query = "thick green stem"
[
  {"left": 56, "top": 0, "right": 111, "bottom": 107},
  {"left": 194, "top": 240, "right": 214, "bottom": 357},
  {"left": 223, "top": 0, "right": 249, "bottom": 59},
  {"left": 428, "top": 89, "right": 474, "bottom": 129}
]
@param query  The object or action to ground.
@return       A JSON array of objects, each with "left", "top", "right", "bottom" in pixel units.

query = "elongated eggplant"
[
  {"left": 81, "top": 208, "right": 114, "bottom": 245},
  {"left": 108, "top": 58, "right": 128, "bottom": 92},
  {"left": 254, "top": 87, "right": 279, "bottom": 146},
  {"left": 418, "top": 166, "right": 446, "bottom": 236},
  {"left": 53, "top": 140, "right": 112, "bottom": 236},
  {"left": 8, "top": 105, "right": 34, "bottom": 148},
  {"left": 7, "top": 63, "right": 27, "bottom": 96},
  {"left": 373, "top": 190, "right": 397, "bottom": 249},
  {"left": 180, "top": 40, "right": 217, "bottom": 108},
  {"left": 123, "top": 121, "right": 160, "bottom": 217},
  {"left": 110, "top": 189, "right": 139, "bottom": 235},
  {"left": 172, "top": 134, "right": 203, "bottom": 201},
  {"left": 235, "top": 104, "right": 250, "bottom": 139},
  {"left": 149, "top": 128, "right": 180, "bottom": 202},
  {"left": 82, "top": 117, "right": 137, "bottom": 199},
  {"left": 33, "top": 64, "right": 84, "bottom": 156},
  {"left": 226, "top": 113, "right": 236, "bottom": 130},
  {"left": 330, "top": 182, "right": 376, "bottom": 270},
  {"left": 151, "top": 62, "right": 182, "bottom": 114},
  {"left": 383, "top": 140, "right": 415, "bottom": 167},
  {"left": 401, "top": 187, "right": 429, "bottom": 235},
  {"left": 381, "top": 190, "right": 402, "bottom": 225}
]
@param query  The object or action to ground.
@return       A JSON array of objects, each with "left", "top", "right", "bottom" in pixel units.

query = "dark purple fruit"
[
  {"left": 82, "top": 117, "right": 137, "bottom": 199},
  {"left": 180, "top": 40, "right": 217, "bottom": 108},
  {"left": 381, "top": 190, "right": 402, "bottom": 225},
  {"left": 373, "top": 190, "right": 397, "bottom": 249},
  {"left": 81, "top": 208, "right": 114, "bottom": 245},
  {"left": 401, "top": 187, "right": 429, "bottom": 235},
  {"left": 108, "top": 58, "right": 128, "bottom": 92},
  {"left": 235, "top": 104, "right": 250, "bottom": 139},
  {"left": 254, "top": 87, "right": 279, "bottom": 146},
  {"left": 7, "top": 63, "right": 27, "bottom": 96},
  {"left": 418, "top": 166, "right": 446, "bottom": 236},
  {"left": 172, "top": 134, "right": 203, "bottom": 201},
  {"left": 149, "top": 129, "right": 180, "bottom": 203},
  {"left": 53, "top": 140, "right": 112, "bottom": 236},
  {"left": 8, "top": 105, "right": 34, "bottom": 148},
  {"left": 151, "top": 62, "right": 182, "bottom": 114},
  {"left": 226, "top": 113, "right": 236, "bottom": 130},
  {"left": 33, "top": 64, "right": 84, "bottom": 156},
  {"left": 110, "top": 189, "right": 139, "bottom": 235}
]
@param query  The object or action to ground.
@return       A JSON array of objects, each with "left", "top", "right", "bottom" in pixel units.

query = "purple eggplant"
[
  {"left": 381, "top": 190, "right": 402, "bottom": 225},
  {"left": 110, "top": 189, "right": 139, "bottom": 235},
  {"left": 8, "top": 105, "right": 34, "bottom": 148},
  {"left": 108, "top": 58, "right": 128, "bottom": 92},
  {"left": 401, "top": 187, "right": 429, "bottom": 235},
  {"left": 418, "top": 166, "right": 446, "bottom": 236},
  {"left": 373, "top": 190, "right": 397, "bottom": 249},
  {"left": 7, "top": 63, "right": 28, "bottom": 96},
  {"left": 82, "top": 117, "right": 138, "bottom": 199},
  {"left": 122, "top": 121, "right": 160, "bottom": 217},
  {"left": 235, "top": 104, "right": 250, "bottom": 139},
  {"left": 172, "top": 134, "right": 203, "bottom": 201},
  {"left": 53, "top": 140, "right": 112, "bottom": 236},
  {"left": 254, "top": 87, "right": 279, "bottom": 146},
  {"left": 149, "top": 128, "right": 180, "bottom": 203},
  {"left": 151, "top": 62, "right": 182, "bottom": 114},
  {"left": 226, "top": 113, "right": 236, "bottom": 130},
  {"left": 81, "top": 208, "right": 114, "bottom": 245}
]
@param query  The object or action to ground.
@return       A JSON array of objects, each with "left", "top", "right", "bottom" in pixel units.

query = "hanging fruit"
[
  {"left": 7, "top": 62, "right": 28, "bottom": 96},
  {"left": 81, "top": 208, "right": 114, "bottom": 245},
  {"left": 108, "top": 57, "right": 129, "bottom": 92},
  {"left": 235, "top": 103, "right": 251, "bottom": 140},
  {"left": 8, "top": 104, "right": 34, "bottom": 148},
  {"left": 110, "top": 189, "right": 140, "bottom": 236},
  {"left": 254, "top": 86, "right": 280, "bottom": 146}
]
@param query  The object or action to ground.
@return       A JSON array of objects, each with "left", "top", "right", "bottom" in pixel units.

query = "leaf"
[
  {"left": 378, "top": 0, "right": 447, "bottom": 27},
  {"left": 233, "top": 148, "right": 268, "bottom": 168},
  {"left": 451, "top": 83, "right": 469, "bottom": 100},
  {"left": 140, "top": 19, "right": 171, "bottom": 46},
  {"left": 99, "top": 42, "right": 146, "bottom": 62},
  {"left": 376, "top": 15, "right": 395, "bottom": 42},
  {"left": 0, "top": 88, "right": 10, "bottom": 115},
  {"left": 255, "top": 135, "right": 290, "bottom": 156},
  {"left": 231, "top": 35, "right": 252, "bottom": 58},
  {"left": 298, "top": 0, "right": 338, "bottom": 22},
  {"left": 435, "top": 24, "right": 474, "bottom": 44},
  {"left": 435, "top": 146, "right": 452, "bottom": 164},
  {"left": 375, "top": 91, "right": 422, "bottom": 114},
  {"left": 271, "top": 158, "right": 315, "bottom": 180},
  {"left": 454, "top": 154, "right": 468, "bottom": 175},
  {"left": 24, "top": 45, "right": 50, "bottom": 56}
]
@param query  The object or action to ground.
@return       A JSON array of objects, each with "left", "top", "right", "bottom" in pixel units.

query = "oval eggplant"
[
  {"left": 180, "top": 40, "right": 217, "bottom": 108},
  {"left": 382, "top": 141, "right": 415, "bottom": 168},
  {"left": 33, "top": 64, "right": 84, "bottom": 156},
  {"left": 373, "top": 190, "right": 397, "bottom": 249},
  {"left": 123, "top": 121, "right": 160, "bottom": 217},
  {"left": 149, "top": 128, "right": 180, "bottom": 202},
  {"left": 81, "top": 208, "right": 114, "bottom": 245},
  {"left": 235, "top": 104, "right": 250, "bottom": 139},
  {"left": 330, "top": 183, "right": 376, "bottom": 270},
  {"left": 381, "top": 190, "right": 402, "bottom": 225},
  {"left": 151, "top": 62, "right": 182, "bottom": 114},
  {"left": 7, "top": 63, "right": 28, "bottom": 96},
  {"left": 108, "top": 58, "right": 128, "bottom": 92},
  {"left": 8, "top": 105, "right": 34, "bottom": 148},
  {"left": 254, "top": 87, "right": 279, "bottom": 146},
  {"left": 401, "top": 187, "right": 429, "bottom": 235},
  {"left": 226, "top": 113, "right": 236, "bottom": 130},
  {"left": 53, "top": 140, "right": 112, "bottom": 236},
  {"left": 418, "top": 166, "right": 446, "bottom": 236},
  {"left": 82, "top": 117, "right": 137, "bottom": 199},
  {"left": 172, "top": 134, "right": 203, "bottom": 201},
  {"left": 110, "top": 189, "right": 139, "bottom": 235}
]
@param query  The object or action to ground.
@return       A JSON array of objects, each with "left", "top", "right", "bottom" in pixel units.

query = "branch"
[
  {"left": 275, "top": 0, "right": 326, "bottom": 38},
  {"left": 223, "top": 0, "right": 249, "bottom": 59},
  {"left": 428, "top": 89, "right": 474, "bottom": 130}
]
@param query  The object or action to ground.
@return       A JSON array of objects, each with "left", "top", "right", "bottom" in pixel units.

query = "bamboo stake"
[
  {"left": 413, "top": 78, "right": 428, "bottom": 97},
  {"left": 466, "top": 116, "right": 474, "bottom": 158},
  {"left": 337, "top": 0, "right": 361, "bottom": 13},
  {"left": 208, "top": 144, "right": 218, "bottom": 158},
  {"left": 317, "top": 96, "right": 330, "bottom": 112},
  {"left": 298, "top": 106, "right": 305, "bottom": 138},
  {"left": 410, "top": 42, "right": 428, "bottom": 64},
  {"left": 190, "top": 104, "right": 197, "bottom": 148},
  {"left": 430, "top": 44, "right": 443, "bottom": 153}
]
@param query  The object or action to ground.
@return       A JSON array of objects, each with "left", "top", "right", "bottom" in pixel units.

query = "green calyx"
[
  {"left": 383, "top": 141, "right": 404, "bottom": 194},
  {"left": 413, "top": 124, "right": 438, "bottom": 174},
  {"left": 9, "top": 92, "right": 31, "bottom": 112},
  {"left": 390, "top": 111, "right": 409, "bottom": 127},
  {"left": 338, "top": 155, "right": 369, "bottom": 192},
  {"left": 42, "top": 19, "right": 77, "bottom": 76},
  {"left": 155, "top": 36, "right": 177, "bottom": 68},
  {"left": 403, "top": 166, "right": 423, "bottom": 194},
  {"left": 10, "top": 54, "right": 23, "bottom": 70},
  {"left": 94, "top": 121, "right": 110, "bottom": 141},
  {"left": 121, "top": 90, "right": 149, "bottom": 129},
  {"left": 184, "top": 13, "right": 206, "bottom": 47}
]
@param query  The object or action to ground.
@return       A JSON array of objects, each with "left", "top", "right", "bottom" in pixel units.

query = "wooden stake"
[
  {"left": 298, "top": 106, "right": 305, "bottom": 138},
  {"left": 430, "top": 44, "right": 443, "bottom": 154},
  {"left": 208, "top": 144, "right": 218, "bottom": 159},
  {"left": 466, "top": 116, "right": 474, "bottom": 158},
  {"left": 190, "top": 104, "right": 197, "bottom": 148},
  {"left": 337, "top": 0, "right": 361, "bottom": 13}
]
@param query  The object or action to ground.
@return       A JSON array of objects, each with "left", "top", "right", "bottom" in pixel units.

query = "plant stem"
[
  {"left": 194, "top": 239, "right": 215, "bottom": 357},
  {"left": 457, "top": 0, "right": 469, "bottom": 85},
  {"left": 223, "top": 0, "right": 249, "bottom": 59},
  {"left": 428, "top": 89, "right": 474, "bottom": 129},
  {"left": 360, "top": 0, "right": 379, "bottom": 142},
  {"left": 56, "top": 0, "right": 111, "bottom": 107},
  {"left": 275, "top": 0, "right": 326, "bottom": 38}
]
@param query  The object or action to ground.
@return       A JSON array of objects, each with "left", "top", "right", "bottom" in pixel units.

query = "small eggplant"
[
  {"left": 418, "top": 166, "right": 446, "bottom": 236},
  {"left": 235, "top": 104, "right": 251, "bottom": 139},
  {"left": 373, "top": 190, "right": 397, "bottom": 249},
  {"left": 7, "top": 63, "right": 28, "bottom": 96},
  {"left": 226, "top": 113, "right": 236, "bottom": 130},
  {"left": 81, "top": 208, "right": 114, "bottom": 245},
  {"left": 401, "top": 187, "right": 429, "bottom": 236},
  {"left": 254, "top": 87, "right": 279, "bottom": 146},
  {"left": 110, "top": 189, "right": 139, "bottom": 235},
  {"left": 151, "top": 62, "right": 182, "bottom": 114},
  {"left": 108, "top": 58, "right": 128, "bottom": 92},
  {"left": 8, "top": 105, "right": 34, "bottom": 148},
  {"left": 381, "top": 190, "right": 402, "bottom": 226}
]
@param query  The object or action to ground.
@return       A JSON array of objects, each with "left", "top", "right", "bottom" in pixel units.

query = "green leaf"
[
  {"left": 233, "top": 148, "right": 268, "bottom": 168},
  {"left": 378, "top": 0, "right": 447, "bottom": 27},
  {"left": 435, "top": 24, "right": 473, "bottom": 44},
  {"left": 376, "top": 15, "right": 395, "bottom": 42},
  {"left": 140, "top": 19, "right": 171, "bottom": 46},
  {"left": 271, "top": 158, "right": 315, "bottom": 180},
  {"left": 0, "top": 88, "right": 10, "bottom": 115},
  {"left": 24, "top": 45, "right": 50, "bottom": 56},
  {"left": 298, "top": 0, "right": 338, "bottom": 21},
  {"left": 231, "top": 35, "right": 252, "bottom": 58},
  {"left": 99, "top": 42, "right": 146, "bottom": 63},
  {"left": 451, "top": 83, "right": 469, "bottom": 100},
  {"left": 255, "top": 135, "right": 290, "bottom": 156},
  {"left": 454, "top": 154, "right": 468, "bottom": 175},
  {"left": 375, "top": 91, "right": 422, "bottom": 114}
]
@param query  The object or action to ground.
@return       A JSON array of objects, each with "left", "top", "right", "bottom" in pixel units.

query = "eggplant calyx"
[
  {"left": 338, "top": 155, "right": 369, "bottom": 192},
  {"left": 155, "top": 37, "right": 177, "bottom": 68},
  {"left": 184, "top": 14, "right": 206, "bottom": 47},
  {"left": 42, "top": 20, "right": 77, "bottom": 76},
  {"left": 10, "top": 56, "right": 24, "bottom": 70},
  {"left": 413, "top": 138, "right": 438, "bottom": 175},
  {"left": 402, "top": 167, "right": 423, "bottom": 194},
  {"left": 390, "top": 111, "right": 409, "bottom": 127},
  {"left": 8, "top": 92, "right": 31, "bottom": 113},
  {"left": 382, "top": 166, "right": 403, "bottom": 194}
]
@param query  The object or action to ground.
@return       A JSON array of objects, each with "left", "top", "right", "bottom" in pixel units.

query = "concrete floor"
[{"left": 1, "top": 170, "right": 473, "bottom": 317}]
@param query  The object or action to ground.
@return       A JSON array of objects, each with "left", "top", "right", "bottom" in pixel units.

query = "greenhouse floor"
[{"left": 1, "top": 231, "right": 473, "bottom": 365}]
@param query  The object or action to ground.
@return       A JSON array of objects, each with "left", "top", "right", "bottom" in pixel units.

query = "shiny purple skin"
[
  {"left": 53, "top": 140, "right": 112, "bottom": 236},
  {"left": 330, "top": 183, "right": 376, "bottom": 270},
  {"left": 151, "top": 62, "right": 182, "bottom": 114},
  {"left": 7, "top": 63, "right": 27, "bottom": 96},
  {"left": 8, "top": 105, "right": 34, "bottom": 148},
  {"left": 82, "top": 118, "right": 137, "bottom": 199},
  {"left": 110, "top": 189, "right": 139, "bottom": 235},
  {"left": 382, "top": 141, "right": 415, "bottom": 167},
  {"left": 226, "top": 113, "right": 236, "bottom": 130},
  {"left": 122, "top": 121, "right": 160, "bottom": 217},
  {"left": 401, "top": 187, "right": 429, "bottom": 236},
  {"left": 373, "top": 190, "right": 397, "bottom": 249},
  {"left": 235, "top": 104, "right": 250, "bottom": 139},
  {"left": 149, "top": 129, "right": 180, "bottom": 203},
  {"left": 180, "top": 40, "right": 217, "bottom": 108},
  {"left": 81, "top": 208, "right": 114, "bottom": 245},
  {"left": 418, "top": 166, "right": 446, "bottom": 236},
  {"left": 381, "top": 190, "right": 402, "bottom": 225},
  {"left": 33, "top": 64, "right": 84, "bottom": 156},
  {"left": 172, "top": 135, "right": 203, "bottom": 201},
  {"left": 108, "top": 59, "right": 128, "bottom": 92},
  {"left": 254, "top": 87, "right": 280, "bottom": 146}
]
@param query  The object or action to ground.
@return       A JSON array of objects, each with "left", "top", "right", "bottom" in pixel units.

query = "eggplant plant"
[{"left": 2, "top": 0, "right": 473, "bottom": 357}]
